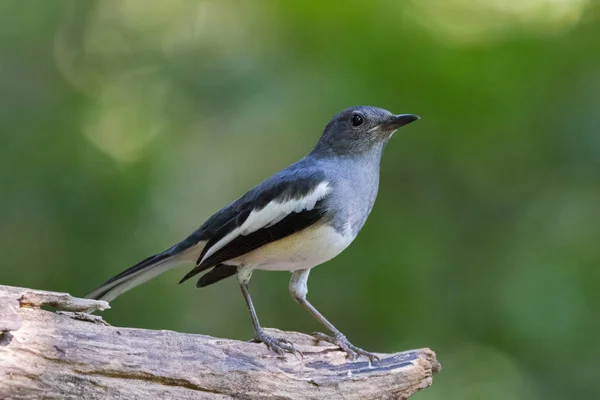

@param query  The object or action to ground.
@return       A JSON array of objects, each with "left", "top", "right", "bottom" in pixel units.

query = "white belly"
[{"left": 230, "top": 223, "right": 354, "bottom": 271}]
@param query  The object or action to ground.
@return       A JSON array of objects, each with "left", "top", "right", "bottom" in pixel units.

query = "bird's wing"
[
  {"left": 179, "top": 168, "right": 330, "bottom": 285},
  {"left": 196, "top": 264, "right": 237, "bottom": 287}
]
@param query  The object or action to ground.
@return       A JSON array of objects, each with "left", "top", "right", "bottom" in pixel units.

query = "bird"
[{"left": 86, "top": 106, "right": 419, "bottom": 361}]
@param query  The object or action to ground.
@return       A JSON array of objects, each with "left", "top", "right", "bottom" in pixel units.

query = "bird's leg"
[
  {"left": 238, "top": 270, "right": 300, "bottom": 357},
  {"left": 289, "top": 269, "right": 380, "bottom": 362}
]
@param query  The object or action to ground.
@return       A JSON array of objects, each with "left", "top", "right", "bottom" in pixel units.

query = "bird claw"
[
  {"left": 312, "top": 332, "right": 380, "bottom": 363},
  {"left": 252, "top": 329, "right": 303, "bottom": 358}
]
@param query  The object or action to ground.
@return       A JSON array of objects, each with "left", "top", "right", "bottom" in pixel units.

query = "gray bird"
[{"left": 86, "top": 106, "right": 419, "bottom": 360}]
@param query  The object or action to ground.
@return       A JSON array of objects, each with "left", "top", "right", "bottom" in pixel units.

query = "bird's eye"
[{"left": 351, "top": 114, "right": 364, "bottom": 127}]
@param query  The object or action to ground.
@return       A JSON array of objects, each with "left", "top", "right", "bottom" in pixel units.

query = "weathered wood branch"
[{"left": 0, "top": 285, "right": 440, "bottom": 399}]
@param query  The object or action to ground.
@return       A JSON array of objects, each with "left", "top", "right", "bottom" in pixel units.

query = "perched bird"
[{"left": 86, "top": 106, "right": 419, "bottom": 361}]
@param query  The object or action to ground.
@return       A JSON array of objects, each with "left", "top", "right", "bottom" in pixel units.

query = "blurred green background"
[{"left": 1, "top": 0, "right": 599, "bottom": 398}]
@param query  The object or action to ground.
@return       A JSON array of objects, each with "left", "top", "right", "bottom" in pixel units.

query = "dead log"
[{"left": 0, "top": 284, "right": 440, "bottom": 399}]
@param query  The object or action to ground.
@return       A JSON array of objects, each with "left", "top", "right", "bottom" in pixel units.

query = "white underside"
[{"left": 227, "top": 223, "right": 354, "bottom": 271}]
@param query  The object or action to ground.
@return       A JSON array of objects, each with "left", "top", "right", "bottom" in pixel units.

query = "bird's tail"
[{"left": 85, "top": 242, "right": 204, "bottom": 302}]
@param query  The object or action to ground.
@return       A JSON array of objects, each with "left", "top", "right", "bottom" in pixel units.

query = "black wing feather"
[
  {"left": 196, "top": 264, "right": 237, "bottom": 287},
  {"left": 178, "top": 166, "right": 328, "bottom": 285},
  {"left": 179, "top": 200, "right": 326, "bottom": 284},
  {"left": 201, "top": 202, "right": 325, "bottom": 268}
]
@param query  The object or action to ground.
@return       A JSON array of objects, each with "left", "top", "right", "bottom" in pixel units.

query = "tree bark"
[{"left": 0, "top": 285, "right": 440, "bottom": 399}]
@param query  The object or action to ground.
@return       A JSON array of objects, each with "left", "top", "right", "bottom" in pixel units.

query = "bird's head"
[{"left": 313, "top": 106, "right": 419, "bottom": 157}]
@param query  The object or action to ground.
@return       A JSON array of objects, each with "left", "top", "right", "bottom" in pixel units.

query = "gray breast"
[{"left": 323, "top": 156, "right": 381, "bottom": 237}]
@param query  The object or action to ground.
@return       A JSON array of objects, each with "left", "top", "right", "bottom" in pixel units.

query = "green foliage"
[{"left": 1, "top": 1, "right": 599, "bottom": 398}]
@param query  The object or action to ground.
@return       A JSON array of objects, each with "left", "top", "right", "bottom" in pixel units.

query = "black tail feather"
[
  {"left": 102, "top": 251, "right": 170, "bottom": 285},
  {"left": 85, "top": 250, "right": 173, "bottom": 300}
]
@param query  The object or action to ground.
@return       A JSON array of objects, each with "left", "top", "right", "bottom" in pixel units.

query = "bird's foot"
[
  {"left": 312, "top": 332, "right": 380, "bottom": 363},
  {"left": 250, "top": 329, "right": 303, "bottom": 358}
]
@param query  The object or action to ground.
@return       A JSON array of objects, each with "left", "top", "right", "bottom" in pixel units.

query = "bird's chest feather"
[{"left": 327, "top": 168, "right": 379, "bottom": 236}]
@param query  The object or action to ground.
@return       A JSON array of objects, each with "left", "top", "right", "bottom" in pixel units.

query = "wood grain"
[{"left": 0, "top": 285, "right": 440, "bottom": 399}]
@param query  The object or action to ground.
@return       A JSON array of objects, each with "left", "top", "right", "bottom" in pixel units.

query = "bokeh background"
[{"left": 1, "top": 0, "right": 599, "bottom": 398}]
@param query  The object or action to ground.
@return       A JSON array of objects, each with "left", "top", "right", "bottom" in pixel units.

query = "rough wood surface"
[{"left": 0, "top": 285, "right": 440, "bottom": 399}]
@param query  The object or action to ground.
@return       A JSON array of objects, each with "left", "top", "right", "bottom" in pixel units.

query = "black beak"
[{"left": 380, "top": 114, "right": 420, "bottom": 130}]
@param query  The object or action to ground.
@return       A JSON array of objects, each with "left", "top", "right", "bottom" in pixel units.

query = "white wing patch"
[{"left": 199, "top": 181, "right": 331, "bottom": 264}]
